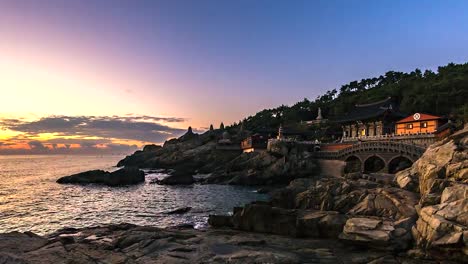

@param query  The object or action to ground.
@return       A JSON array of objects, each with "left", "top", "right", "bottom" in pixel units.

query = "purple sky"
[{"left": 1, "top": 0, "right": 467, "bottom": 153}]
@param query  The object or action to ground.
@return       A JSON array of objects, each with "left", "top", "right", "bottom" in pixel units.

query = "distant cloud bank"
[{"left": 0, "top": 115, "right": 187, "bottom": 155}]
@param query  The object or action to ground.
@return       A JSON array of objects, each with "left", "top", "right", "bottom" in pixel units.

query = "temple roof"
[
  {"left": 396, "top": 113, "right": 442, "bottom": 124},
  {"left": 333, "top": 97, "right": 406, "bottom": 123}
]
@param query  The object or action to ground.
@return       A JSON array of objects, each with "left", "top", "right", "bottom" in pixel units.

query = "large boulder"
[
  {"left": 406, "top": 126, "right": 468, "bottom": 204},
  {"left": 296, "top": 210, "right": 347, "bottom": 238},
  {"left": 395, "top": 168, "right": 419, "bottom": 192},
  {"left": 208, "top": 215, "right": 233, "bottom": 228},
  {"left": 339, "top": 217, "right": 412, "bottom": 251},
  {"left": 412, "top": 198, "right": 468, "bottom": 262},
  {"left": 347, "top": 187, "right": 419, "bottom": 220},
  {"left": 56, "top": 167, "right": 145, "bottom": 186},
  {"left": 155, "top": 174, "right": 195, "bottom": 185},
  {"left": 232, "top": 203, "right": 298, "bottom": 236}
]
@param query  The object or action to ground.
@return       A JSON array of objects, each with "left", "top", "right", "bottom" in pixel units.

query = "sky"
[{"left": 1, "top": 0, "right": 468, "bottom": 154}]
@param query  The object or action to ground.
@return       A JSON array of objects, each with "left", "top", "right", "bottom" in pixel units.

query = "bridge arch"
[
  {"left": 363, "top": 155, "right": 386, "bottom": 173},
  {"left": 388, "top": 155, "right": 414, "bottom": 174},
  {"left": 344, "top": 155, "right": 362, "bottom": 173}
]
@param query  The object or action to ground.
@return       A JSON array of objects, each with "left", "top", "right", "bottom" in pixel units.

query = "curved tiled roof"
[{"left": 333, "top": 97, "right": 406, "bottom": 123}]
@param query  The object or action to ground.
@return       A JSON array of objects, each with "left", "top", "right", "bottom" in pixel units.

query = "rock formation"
[
  {"left": 209, "top": 125, "right": 468, "bottom": 262},
  {"left": 56, "top": 167, "right": 145, "bottom": 186},
  {"left": 0, "top": 223, "right": 432, "bottom": 263}
]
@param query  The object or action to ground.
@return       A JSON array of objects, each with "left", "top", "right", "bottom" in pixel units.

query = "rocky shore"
[
  {"left": 0, "top": 223, "right": 432, "bottom": 263},
  {"left": 207, "top": 126, "right": 468, "bottom": 263},
  {"left": 2, "top": 126, "right": 466, "bottom": 263}
]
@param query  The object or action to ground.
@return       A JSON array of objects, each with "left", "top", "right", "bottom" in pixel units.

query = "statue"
[
  {"left": 220, "top": 122, "right": 225, "bottom": 130},
  {"left": 209, "top": 124, "right": 214, "bottom": 131},
  {"left": 316, "top": 107, "right": 323, "bottom": 120}
]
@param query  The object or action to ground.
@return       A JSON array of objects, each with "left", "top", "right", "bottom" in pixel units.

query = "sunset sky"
[{"left": 1, "top": 0, "right": 468, "bottom": 154}]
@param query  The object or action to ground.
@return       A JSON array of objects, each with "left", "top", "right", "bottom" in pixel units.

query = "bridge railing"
[
  {"left": 313, "top": 141, "right": 426, "bottom": 159},
  {"left": 341, "top": 133, "right": 436, "bottom": 142}
]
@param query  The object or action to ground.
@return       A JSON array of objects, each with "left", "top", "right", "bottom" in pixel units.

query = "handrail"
[{"left": 313, "top": 141, "right": 425, "bottom": 159}]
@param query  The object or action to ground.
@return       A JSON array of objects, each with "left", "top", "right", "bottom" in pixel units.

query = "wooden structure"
[
  {"left": 335, "top": 97, "right": 406, "bottom": 140},
  {"left": 395, "top": 113, "right": 445, "bottom": 135},
  {"left": 241, "top": 134, "right": 268, "bottom": 153}
]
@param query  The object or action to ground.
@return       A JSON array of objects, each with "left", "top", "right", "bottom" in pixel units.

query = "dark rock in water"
[
  {"left": 56, "top": 167, "right": 145, "bottom": 186},
  {"left": 208, "top": 215, "right": 233, "bottom": 228},
  {"left": 174, "top": 223, "right": 195, "bottom": 229},
  {"left": 166, "top": 207, "right": 192, "bottom": 215},
  {"left": 155, "top": 174, "right": 195, "bottom": 185},
  {"left": 256, "top": 185, "right": 282, "bottom": 194}
]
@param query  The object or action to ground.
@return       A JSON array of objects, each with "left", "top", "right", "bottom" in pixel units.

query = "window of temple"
[
  {"left": 361, "top": 129, "right": 366, "bottom": 136},
  {"left": 406, "top": 123, "right": 413, "bottom": 129},
  {"left": 421, "top": 122, "right": 428, "bottom": 128}
]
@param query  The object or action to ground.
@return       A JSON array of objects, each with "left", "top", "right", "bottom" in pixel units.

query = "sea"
[{"left": 0, "top": 155, "right": 267, "bottom": 235}]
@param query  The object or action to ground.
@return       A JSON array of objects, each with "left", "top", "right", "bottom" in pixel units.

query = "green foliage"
[{"left": 235, "top": 62, "right": 468, "bottom": 131}]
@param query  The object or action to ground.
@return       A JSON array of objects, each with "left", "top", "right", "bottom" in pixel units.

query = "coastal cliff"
[{"left": 117, "top": 128, "right": 323, "bottom": 185}]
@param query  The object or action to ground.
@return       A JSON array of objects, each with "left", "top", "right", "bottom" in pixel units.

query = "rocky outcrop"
[
  {"left": 339, "top": 217, "right": 412, "bottom": 251},
  {"left": 0, "top": 223, "right": 427, "bottom": 264},
  {"left": 117, "top": 125, "right": 324, "bottom": 186},
  {"left": 211, "top": 202, "right": 348, "bottom": 239},
  {"left": 232, "top": 203, "right": 298, "bottom": 236},
  {"left": 117, "top": 129, "right": 241, "bottom": 176},
  {"left": 272, "top": 176, "right": 418, "bottom": 221},
  {"left": 56, "top": 167, "right": 145, "bottom": 186},
  {"left": 411, "top": 199, "right": 467, "bottom": 262},
  {"left": 206, "top": 149, "right": 321, "bottom": 185},
  {"left": 400, "top": 125, "right": 468, "bottom": 261},
  {"left": 395, "top": 168, "right": 419, "bottom": 192},
  {"left": 297, "top": 210, "right": 347, "bottom": 238}
]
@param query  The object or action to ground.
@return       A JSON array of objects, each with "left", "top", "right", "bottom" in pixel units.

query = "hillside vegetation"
[{"left": 235, "top": 62, "right": 468, "bottom": 132}]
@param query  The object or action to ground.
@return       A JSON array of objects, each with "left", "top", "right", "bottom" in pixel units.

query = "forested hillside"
[{"left": 235, "top": 62, "right": 468, "bottom": 131}]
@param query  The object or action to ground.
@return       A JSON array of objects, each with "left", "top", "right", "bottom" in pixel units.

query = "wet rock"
[
  {"left": 56, "top": 167, "right": 145, "bottom": 186},
  {"left": 155, "top": 174, "right": 195, "bottom": 185},
  {"left": 0, "top": 232, "right": 47, "bottom": 254},
  {"left": 165, "top": 207, "right": 192, "bottom": 215},
  {"left": 208, "top": 215, "right": 233, "bottom": 228}
]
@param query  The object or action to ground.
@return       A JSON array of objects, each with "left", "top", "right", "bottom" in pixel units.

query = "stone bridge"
[{"left": 313, "top": 141, "right": 426, "bottom": 173}]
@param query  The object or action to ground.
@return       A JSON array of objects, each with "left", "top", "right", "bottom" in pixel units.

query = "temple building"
[
  {"left": 395, "top": 113, "right": 445, "bottom": 135},
  {"left": 240, "top": 133, "right": 268, "bottom": 153},
  {"left": 335, "top": 97, "right": 406, "bottom": 141}
]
